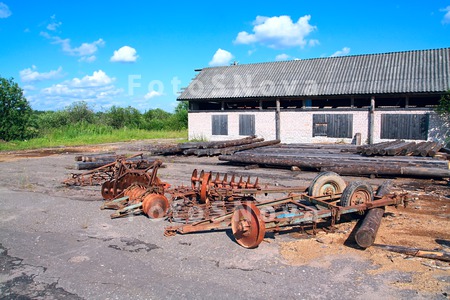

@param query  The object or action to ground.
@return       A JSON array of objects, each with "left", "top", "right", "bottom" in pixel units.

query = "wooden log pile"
[
  {"left": 219, "top": 143, "right": 450, "bottom": 179},
  {"left": 357, "top": 140, "right": 444, "bottom": 157},
  {"left": 149, "top": 136, "right": 281, "bottom": 157},
  {"left": 75, "top": 153, "right": 155, "bottom": 170}
]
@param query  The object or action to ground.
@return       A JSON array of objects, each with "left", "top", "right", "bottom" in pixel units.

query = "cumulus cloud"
[
  {"left": 19, "top": 65, "right": 64, "bottom": 83},
  {"left": 0, "top": 2, "right": 11, "bottom": 18},
  {"left": 275, "top": 53, "right": 291, "bottom": 61},
  {"left": 331, "top": 47, "right": 351, "bottom": 57},
  {"left": 234, "top": 15, "right": 317, "bottom": 49},
  {"left": 40, "top": 31, "right": 105, "bottom": 61},
  {"left": 144, "top": 90, "right": 163, "bottom": 99},
  {"left": 441, "top": 6, "right": 450, "bottom": 24},
  {"left": 209, "top": 48, "right": 234, "bottom": 66},
  {"left": 36, "top": 70, "right": 123, "bottom": 110},
  {"left": 110, "top": 46, "right": 138, "bottom": 63}
]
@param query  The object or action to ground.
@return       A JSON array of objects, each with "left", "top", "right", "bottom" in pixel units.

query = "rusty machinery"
[
  {"left": 63, "top": 153, "right": 158, "bottom": 191},
  {"left": 164, "top": 171, "right": 409, "bottom": 249},
  {"left": 74, "top": 161, "right": 408, "bottom": 249}
]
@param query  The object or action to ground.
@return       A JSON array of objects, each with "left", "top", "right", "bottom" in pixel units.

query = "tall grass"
[{"left": 0, "top": 123, "right": 187, "bottom": 151}]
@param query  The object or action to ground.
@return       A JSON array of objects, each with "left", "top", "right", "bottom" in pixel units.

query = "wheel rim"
[
  {"left": 318, "top": 182, "right": 341, "bottom": 196},
  {"left": 142, "top": 194, "right": 169, "bottom": 218},
  {"left": 348, "top": 189, "right": 372, "bottom": 205},
  {"left": 231, "top": 203, "right": 266, "bottom": 249}
]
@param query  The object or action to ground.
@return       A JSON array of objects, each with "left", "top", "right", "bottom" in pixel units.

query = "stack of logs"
[
  {"left": 357, "top": 140, "right": 444, "bottom": 157},
  {"left": 149, "top": 136, "right": 280, "bottom": 157},
  {"left": 75, "top": 153, "right": 154, "bottom": 170},
  {"left": 219, "top": 143, "right": 450, "bottom": 179}
]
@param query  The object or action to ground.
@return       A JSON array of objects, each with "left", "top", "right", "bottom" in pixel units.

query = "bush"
[{"left": 0, "top": 77, "right": 34, "bottom": 141}]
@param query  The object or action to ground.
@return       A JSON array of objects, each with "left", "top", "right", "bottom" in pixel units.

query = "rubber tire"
[
  {"left": 308, "top": 171, "right": 347, "bottom": 197},
  {"left": 340, "top": 181, "right": 374, "bottom": 207}
]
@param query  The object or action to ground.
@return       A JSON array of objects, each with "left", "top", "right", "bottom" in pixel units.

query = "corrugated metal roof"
[{"left": 178, "top": 48, "right": 450, "bottom": 100}]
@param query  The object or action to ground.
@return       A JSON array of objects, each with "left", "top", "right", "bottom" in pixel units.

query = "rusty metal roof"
[{"left": 178, "top": 48, "right": 450, "bottom": 100}]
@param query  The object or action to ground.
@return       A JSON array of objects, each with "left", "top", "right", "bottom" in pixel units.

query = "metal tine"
[{"left": 222, "top": 173, "right": 228, "bottom": 187}]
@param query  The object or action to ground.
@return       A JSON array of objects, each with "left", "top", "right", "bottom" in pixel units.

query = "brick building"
[{"left": 178, "top": 48, "right": 450, "bottom": 144}]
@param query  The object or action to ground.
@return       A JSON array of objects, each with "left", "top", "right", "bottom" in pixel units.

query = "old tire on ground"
[
  {"left": 142, "top": 193, "right": 169, "bottom": 218},
  {"left": 231, "top": 202, "right": 266, "bottom": 249},
  {"left": 340, "top": 181, "right": 374, "bottom": 207},
  {"left": 308, "top": 171, "right": 347, "bottom": 197}
]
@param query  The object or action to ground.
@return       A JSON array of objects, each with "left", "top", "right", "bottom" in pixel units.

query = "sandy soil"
[{"left": 279, "top": 193, "right": 450, "bottom": 295}]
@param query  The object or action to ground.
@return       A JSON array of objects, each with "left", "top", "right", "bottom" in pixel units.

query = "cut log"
[
  {"left": 428, "top": 143, "right": 444, "bottom": 157},
  {"left": 373, "top": 244, "right": 450, "bottom": 262},
  {"left": 413, "top": 141, "right": 434, "bottom": 156},
  {"left": 220, "top": 139, "right": 280, "bottom": 155},
  {"left": 419, "top": 142, "right": 438, "bottom": 157},
  {"left": 355, "top": 207, "right": 385, "bottom": 248},
  {"left": 385, "top": 142, "right": 416, "bottom": 156}
]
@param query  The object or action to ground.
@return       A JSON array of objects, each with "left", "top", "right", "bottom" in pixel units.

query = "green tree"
[
  {"left": 436, "top": 91, "right": 450, "bottom": 121},
  {"left": 172, "top": 101, "right": 188, "bottom": 129},
  {"left": 65, "top": 101, "right": 95, "bottom": 124},
  {"left": 105, "top": 106, "right": 143, "bottom": 129},
  {"left": 436, "top": 91, "right": 450, "bottom": 145},
  {"left": 0, "top": 76, "right": 33, "bottom": 141}
]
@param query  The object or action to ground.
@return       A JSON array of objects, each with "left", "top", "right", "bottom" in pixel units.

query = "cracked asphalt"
[{"left": 0, "top": 148, "right": 448, "bottom": 299}]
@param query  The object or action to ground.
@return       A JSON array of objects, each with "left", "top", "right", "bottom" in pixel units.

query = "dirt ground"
[{"left": 1, "top": 140, "right": 449, "bottom": 298}]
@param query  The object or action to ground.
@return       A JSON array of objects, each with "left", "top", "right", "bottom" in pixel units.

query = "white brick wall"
[{"left": 188, "top": 109, "right": 447, "bottom": 144}]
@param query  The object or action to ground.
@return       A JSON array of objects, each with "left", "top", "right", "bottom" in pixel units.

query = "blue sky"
[{"left": 0, "top": 1, "right": 449, "bottom": 113}]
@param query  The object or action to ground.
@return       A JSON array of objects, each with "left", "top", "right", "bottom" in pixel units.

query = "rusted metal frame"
[
  {"left": 100, "top": 196, "right": 130, "bottom": 210},
  {"left": 110, "top": 202, "right": 143, "bottom": 219},
  {"left": 213, "top": 186, "right": 308, "bottom": 196},
  {"left": 303, "top": 193, "right": 342, "bottom": 209},
  {"left": 167, "top": 194, "right": 304, "bottom": 234},
  {"left": 264, "top": 194, "right": 407, "bottom": 231}
]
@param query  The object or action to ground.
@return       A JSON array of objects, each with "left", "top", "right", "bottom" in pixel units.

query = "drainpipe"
[
  {"left": 369, "top": 96, "right": 375, "bottom": 145},
  {"left": 275, "top": 98, "right": 280, "bottom": 140}
]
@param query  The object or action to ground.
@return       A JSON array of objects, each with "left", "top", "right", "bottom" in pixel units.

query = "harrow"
[
  {"left": 164, "top": 172, "right": 410, "bottom": 249},
  {"left": 91, "top": 163, "right": 409, "bottom": 250}
]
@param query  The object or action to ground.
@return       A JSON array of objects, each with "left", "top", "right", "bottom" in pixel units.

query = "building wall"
[
  {"left": 188, "top": 111, "right": 276, "bottom": 141},
  {"left": 188, "top": 108, "right": 446, "bottom": 144}
]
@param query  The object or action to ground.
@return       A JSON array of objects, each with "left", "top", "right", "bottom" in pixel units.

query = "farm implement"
[
  {"left": 68, "top": 158, "right": 409, "bottom": 249},
  {"left": 164, "top": 172, "right": 409, "bottom": 249}
]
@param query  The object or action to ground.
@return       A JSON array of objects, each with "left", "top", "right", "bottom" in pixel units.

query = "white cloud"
[
  {"left": 78, "top": 55, "right": 96, "bottom": 63},
  {"left": 0, "top": 2, "right": 11, "bottom": 18},
  {"left": 209, "top": 48, "right": 234, "bottom": 66},
  {"left": 47, "top": 21, "right": 62, "bottom": 31},
  {"left": 441, "top": 6, "right": 450, "bottom": 24},
  {"left": 110, "top": 46, "right": 138, "bottom": 63},
  {"left": 39, "top": 70, "right": 123, "bottom": 109},
  {"left": 309, "top": 39, "right": 320, "bottom": 47},
  {"left": 234, "top": 15, "right": 317, "bottom": 49},
  {"left": 40, "top": 31, "right": 105, "bottom": 61},
  {"left": 275, "top": 53, "right": 291, "bottom": 61},
  {"left": 19, "top": 65, "right": 64, "bottom": 83},
  {"left": 144, "top": 90, "right": 163, "bottom": 99},
  {"left": 47, "top": 15, "right": 62, "bottom": 31},
  {"left": 331, "top": 47, "right": 351, "bottom": 57}
]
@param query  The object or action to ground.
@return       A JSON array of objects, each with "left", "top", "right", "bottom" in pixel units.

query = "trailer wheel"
[
  {"left": 340, "top": 181, "right": 374, "bottom": 207},
  {"left": 308, "top": 172, "right": 347, "bottom": 197},
  {"left": 232, "top": 202, "right": 266, "bottom": 249}
]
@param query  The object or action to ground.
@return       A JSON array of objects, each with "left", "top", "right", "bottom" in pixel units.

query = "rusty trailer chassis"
[{"left": 165, "top": 188, "right": 408, "bottom": 249}]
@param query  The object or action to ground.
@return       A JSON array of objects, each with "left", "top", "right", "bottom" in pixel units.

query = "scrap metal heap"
[
  {"left": 64, "top": 157, "right": 410, "bottom": 249},
  {"left": 163, "top": 171, "right": 410, "bottom": 249},
  {"left": 63, "top": 153, "right": 159, "bottom": 190}
]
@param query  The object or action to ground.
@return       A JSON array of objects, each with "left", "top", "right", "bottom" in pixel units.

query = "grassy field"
[{"left": 0, "top": 126, "right": 188, "bottom": 151}]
